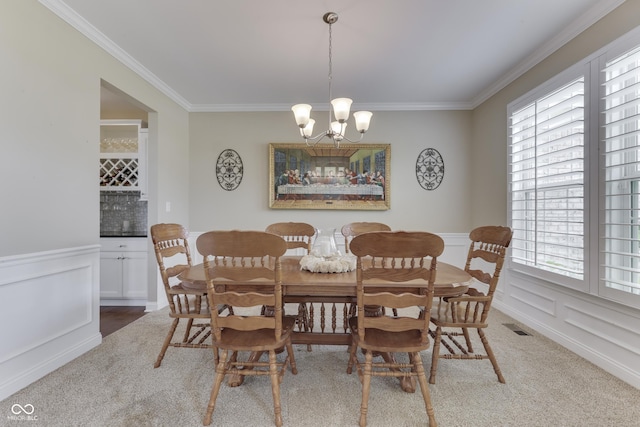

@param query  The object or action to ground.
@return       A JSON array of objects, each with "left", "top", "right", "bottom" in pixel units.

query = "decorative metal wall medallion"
[
  {"left": 416, "top": 148, "right": 444, "bottom": 190},
  {"left": 216, "top": 149, "right": 243, "bottom": 191}
]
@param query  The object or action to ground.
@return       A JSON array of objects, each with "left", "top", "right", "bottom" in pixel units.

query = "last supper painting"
[{"left": 269, "top": 143, "right": 390, "bottom": 210}]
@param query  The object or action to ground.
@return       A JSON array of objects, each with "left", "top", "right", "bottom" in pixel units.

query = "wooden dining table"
[
  {"left": 179, "top": 255, "right": 471, "bottom": 392},
  {"left": 179, "top": 256, "right": 470, "bottom": 345}
]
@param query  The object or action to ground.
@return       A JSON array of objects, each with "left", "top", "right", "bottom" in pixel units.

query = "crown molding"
[
  {"left": 189, "top": 101, "right": 474, "bottom": 113},
  {"left": 470, "top": 0, "right": 626, "bottom": 108},
  {"left": 39, "top": 0, "right": 192, "bottom": 111},
  {"left": 40, "top": 0, "right": 625, "bottom": 113}
]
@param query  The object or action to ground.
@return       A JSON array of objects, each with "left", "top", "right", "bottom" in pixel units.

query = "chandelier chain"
[{"left": 328, "top": 21, "right": 333, "bottom": 128}]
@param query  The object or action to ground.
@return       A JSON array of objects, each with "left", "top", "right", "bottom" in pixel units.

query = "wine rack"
[
  {"left": 99, "top": 120, "right": 147, "bottom": 197},
  {"left": 99, "top": 157, "right": 139, "bottom": 187}
]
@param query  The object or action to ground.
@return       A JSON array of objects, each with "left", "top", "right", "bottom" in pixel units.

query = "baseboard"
[
  {"left": 0, "top": 332, "right": 101, "bottom": 401},
  {"left": 144, "top": 299, "right": 167, "bottom": 312},
  {"left": 494, "top": 300, "right": 640, "bottom": 389},
  {"left": 100, "top": 299, "right": 147, "bottom": 307}
]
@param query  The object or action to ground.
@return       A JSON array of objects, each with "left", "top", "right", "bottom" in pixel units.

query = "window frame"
[
  {"left": 507, "top": 61, "right": 591, "bottom": 294},
  {"left": 597, "top": 33, "right": 640, "bottom": 305},
  {"left": 507, "top": 25, "right": 640, "bottom": 310}
]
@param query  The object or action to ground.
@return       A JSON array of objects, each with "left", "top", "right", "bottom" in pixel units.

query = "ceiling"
[{"left": 43, "top": 0, "right": 624, "bottom": 112}]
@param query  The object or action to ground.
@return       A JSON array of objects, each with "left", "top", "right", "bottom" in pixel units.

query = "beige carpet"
[{"left": 2, "top": 307, "right": 639, "bottom": 426}]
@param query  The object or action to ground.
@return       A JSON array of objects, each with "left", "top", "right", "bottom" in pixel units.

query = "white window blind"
[
  {"left": 602, "top": 45, "right": 640, "bottom": 296},
  {"left": 509, "top": 78, "right": 585, "bottom": 279}
]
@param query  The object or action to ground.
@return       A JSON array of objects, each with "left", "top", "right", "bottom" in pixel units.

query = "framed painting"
[{"left": 269, "top": 143, "right": 390, "bottom": 210}]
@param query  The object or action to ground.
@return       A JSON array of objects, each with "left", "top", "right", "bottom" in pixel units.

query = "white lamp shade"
[
  {"left": 331, "top": 121, "right": 346, "bottom": 140},
  {"left": 292, "top": 104, "right": 312, "bottom": 127},
  {"left": 353, "top": 111, "right": 373, "bottom": 133},
  {"left": 331, "top": 98, "right": 352, "bottom": 122},
  {"left": 301, "top": 119, "right": 315, "bottom": 138}
]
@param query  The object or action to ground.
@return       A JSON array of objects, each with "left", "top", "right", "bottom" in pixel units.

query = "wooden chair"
[
  {"left": 151, "top": 223, "right": 213, "bottom": 368},
  {"left": 266, "top": 222, "right": 316, "bottom": 350},
  {"left": 429, "top": 225, "right": 512, "bottom": 384},
  {"left": 342, "top": 222, "right": 393, "bottom": 318},
  {"left": 341, "top": 222, "right": 391, "bottom": 254},
  {"left": 265, "top": 222, "right": 315, "bottom": 253},
  {"left": 346, "top": 231, "right": 443, "bottom": 427},
  {"left": 197, "top": 230, "right": 298, "bottom": 427}
]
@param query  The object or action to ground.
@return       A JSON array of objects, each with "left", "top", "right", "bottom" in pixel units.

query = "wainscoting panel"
[
  {"left": 564, "top": 303, "right": 640, "bottom": 368},
  {"left": 0, "top": 264, "right": 92, "bottom": 363},
  {"left": 0, "top": 245, "right": 101, "bottom": 401},
  {"left": 496, "top": 269, "right": 640, "bottom": 389},
  {"left": 509, "top": 278, "right": 557, "bottom": 316},
  {"left": 437, "top": 232, "right": 469, "bottom": 267}
]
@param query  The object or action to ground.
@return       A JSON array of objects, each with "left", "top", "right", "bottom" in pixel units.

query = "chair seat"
[
  {"left": 429, "top": 299, "right": 489, "bottom": 327},
  {"left": 168, "top": 282, "right": 206, "bottom": 295},
  {"left": 167, "top": 285, "right": 212, "bottom": 318},
  {"left": 215, "top": 316, "right": 295, "bottom": 351},
  {"left": 349, "top": 316, "right": 429, "bottom": 353}
]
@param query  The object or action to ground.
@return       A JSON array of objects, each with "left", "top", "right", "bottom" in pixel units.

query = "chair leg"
[
  {"left": 211, "top": 340, "right": 219, "bottom": 367},
  {"left": 429, "top": 326, "right": 443, "bottom": 384},
  {"left": 269, "top": 350, "right": 284, "bottom": 427},
  {"left": 359, "top": 350, "right": 373, "bottom": 427},
  {"left": 412, "top": 352, "right": 437, "bottom": 427},
  {"left": 478, "top": 329, "right": 505, "bottom": 383},
  {"left": 286, "top": 340, "right": 298, "bottom": 375},
  {"left": 462, "top": 327, "right": 473, "bottom": 352},
  {"left": 182, "top": 318, "right": 195, "bottom": 342},
  {"left": 203, "top": 349, "right": 228, "bottom": 426},
  {"left": 154, "top": 318, "right": 179, "bottom": 368}
]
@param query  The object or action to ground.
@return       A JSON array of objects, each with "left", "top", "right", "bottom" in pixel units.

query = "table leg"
[
  {"left": 378, "top": 352, "right": 416, "bottom": 393},
  {"left": 227, "top": 351, "right": 264, "bottom": 387}
]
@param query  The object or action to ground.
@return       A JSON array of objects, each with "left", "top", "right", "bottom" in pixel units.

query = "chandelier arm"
[
  {"left": 339, "top": 133, "right": 366, "bottom": 144},
  {"left": 302, "top": 129, "right": 364, "bottom": 147},
  {"left": 303, "top": 131, "right": 330, "bottom": 143}
]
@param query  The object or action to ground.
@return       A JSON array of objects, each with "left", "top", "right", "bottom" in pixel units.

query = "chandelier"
[{"left": 291, "top": 12, "right": 372, "bottom": 148}]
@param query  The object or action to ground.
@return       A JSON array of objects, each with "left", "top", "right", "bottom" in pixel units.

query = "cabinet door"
[
  {"left": 122, "top": 251, "right": 148, "bottom": 299},
  {"left": 100, "top": 253, "right": 123, "bottom": 298}
]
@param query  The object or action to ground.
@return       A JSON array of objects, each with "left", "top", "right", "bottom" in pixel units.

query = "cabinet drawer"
[{"left": 100, "top": 238, "right": 148, "bottom": 252}]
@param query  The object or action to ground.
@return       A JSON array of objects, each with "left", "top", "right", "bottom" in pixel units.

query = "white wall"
[
  {"left": 188, "top": 110, "right": 473, "bottom": 233},
  {"left": 1, "top": 1, "right": 98, "bottom": 257},
  {"left": 0, "top": 0, "right": 192, "bottom": 398}
]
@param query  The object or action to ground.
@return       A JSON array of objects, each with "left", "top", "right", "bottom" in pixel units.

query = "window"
[
  {"left": 509, "top": 77, "right": 585, "bottom": 281},
  {"left": 508, "top": 28, "right": 640, "bottom": 308},
  {"left": 602, "top": 45, "right": 640, "bottom": 298}
]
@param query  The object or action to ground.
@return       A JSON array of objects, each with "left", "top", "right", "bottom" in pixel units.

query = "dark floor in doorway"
[{"left": 100, "top": 306, "right": 146, "bottom": 337}]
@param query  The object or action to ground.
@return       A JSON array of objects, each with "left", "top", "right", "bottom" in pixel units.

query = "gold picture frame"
[{"left": 269, "top": 143, "right": 390, "bottom": 210}]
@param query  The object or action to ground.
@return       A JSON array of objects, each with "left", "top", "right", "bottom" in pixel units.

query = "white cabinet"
[
  {"left": 100, "top": 238, "right": 148, "bottom": 305},
  {"left": 100, "top": 120, "right": 148, "bottom": 200}
]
